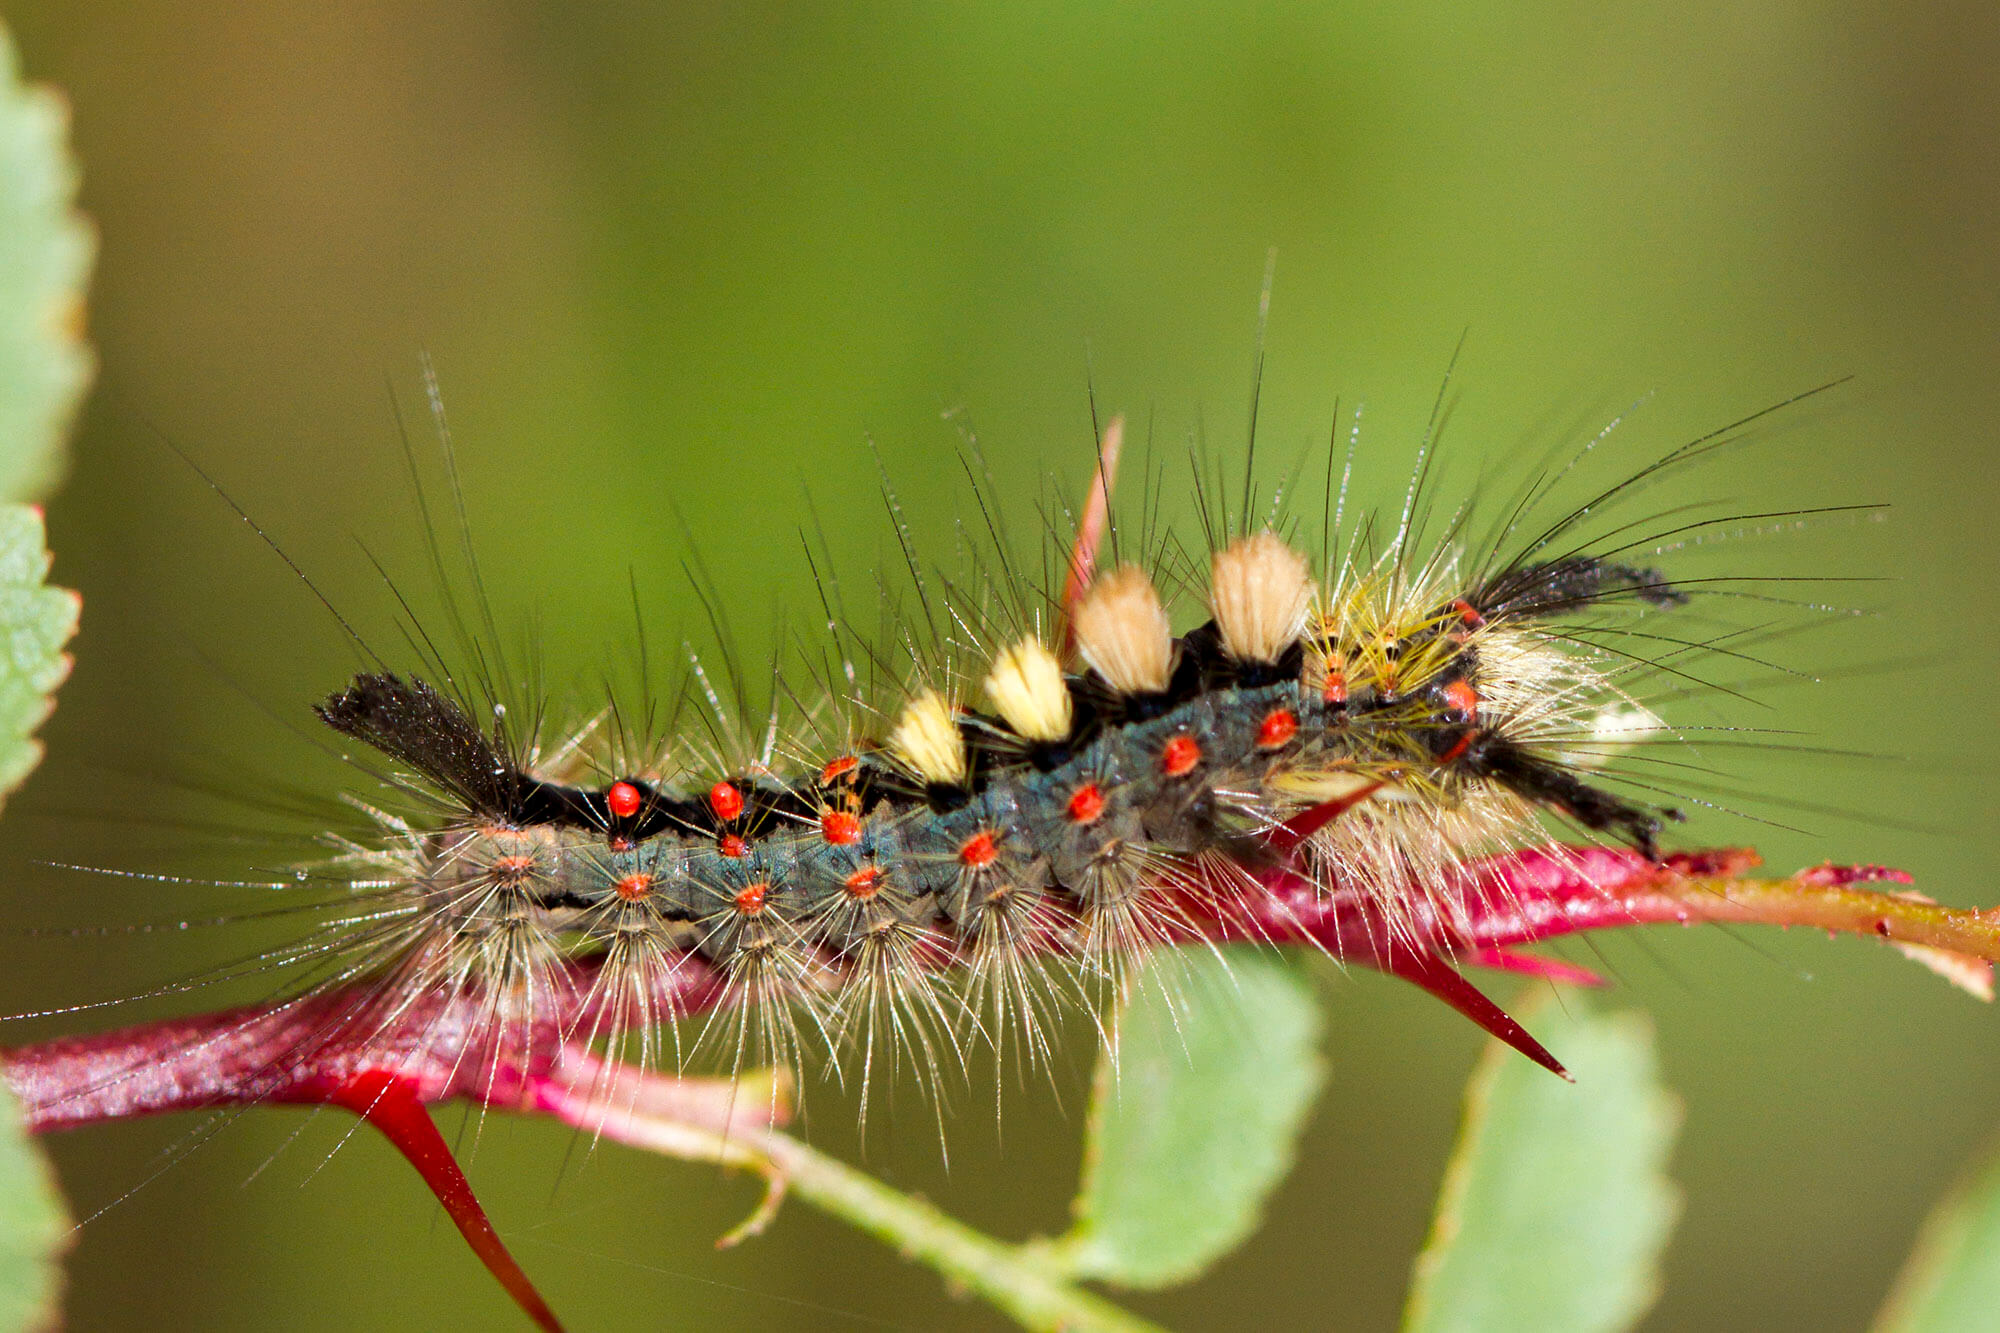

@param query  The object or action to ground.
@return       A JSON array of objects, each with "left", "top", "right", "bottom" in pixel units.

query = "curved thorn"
[
  {"left": 328, "top": 1070, "right": 565, "bottom": 1333},
  {"left": 1390, "top": 955, "right": 1571, "bottom": 1080}
]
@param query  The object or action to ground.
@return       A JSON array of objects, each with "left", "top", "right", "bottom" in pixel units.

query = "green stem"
[
  {"left": 1677, "top": 876, "right": 2000, "bottom": 953},
  {"left": 751, "top": 1128, "right": 1167, "bottom": 1333},
  {"left": 539, "top": 1069, "right": 1165, "bottom": 1333}
]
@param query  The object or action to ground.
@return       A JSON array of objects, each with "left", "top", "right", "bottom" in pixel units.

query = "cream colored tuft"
[
  {"left": 889, "top": 689, "right": 968, "bottom": 786},
  {"left": 984, "top": 637, "right": 1073, "bottom": 743},
  {"left": 1209, "top": 532, "right": 1314, "bottom": 664},
  {"left": 1556, "top": 703, "right": 1665, "bottom": 771},
  {"left": 1072, "top": 564, "right": 1174, "bottom": 694}
]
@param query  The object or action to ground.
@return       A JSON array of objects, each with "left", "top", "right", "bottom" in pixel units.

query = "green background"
[{"left": 2, "top": 3, "right": 1997, "bottom": 1329}]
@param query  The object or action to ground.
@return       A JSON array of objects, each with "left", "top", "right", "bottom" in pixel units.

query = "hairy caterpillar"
[
  {"left": 201, "top": 386, "right": 1713, "bottom": 1090},
  {"left": 7, "top": 366, "right": 1957, "bottom": 1332}
]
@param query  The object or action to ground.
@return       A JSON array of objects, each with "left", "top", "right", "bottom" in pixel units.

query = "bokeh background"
[{"left": 2, "top": 3, "right": 1998, "bottom": 1329}]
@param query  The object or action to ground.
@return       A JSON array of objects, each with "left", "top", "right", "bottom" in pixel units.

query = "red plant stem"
[
  {"left": 3, "top": 844, "right": 1971, "bottom": 1135},
  {"left": 5, "top": 842, "right": 1986, "bottom": 1332}
]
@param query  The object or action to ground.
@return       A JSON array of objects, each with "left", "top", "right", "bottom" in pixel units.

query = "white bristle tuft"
[
  {"left": 1209, "top": 532, "right": 1314, "bottom": 664},
  {"left": 984, "top": 637, "right": 1072, "bottom": 743},
  {"left": 889, "top": 689, "right": 968, "bottom": 786},
  {"left": 1558, "top": 703, "right": 1666, "bottom": 771},
  {"left": 1071, "top": 564, "right": 1173, "bottom": 694}
]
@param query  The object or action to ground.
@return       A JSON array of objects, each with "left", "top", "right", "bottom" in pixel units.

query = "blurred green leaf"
[
  {"left": 1050, "top": 947, "right": 1326, "bottom": 1289},
  {"left": 1874, "top": 1131, "right": 2000, "bottom": 1333},
  {"left": 0, "top": 505, "right": 73, "bottom": 802},
  {"left": 0, "top": 20, "right": 90, "bottom": 503},
  {"left": 0, "top": 23, "right": 87, "bottom": 1331},
  {"left": 1404, "top": 992, "right": 1681, "bottom": 1333},
  {"left": 0, "top": 1080, "right": 67, "bottom": 1333},
  {"left": 0, "top": 18, "right": 85, "bottom": 807}
]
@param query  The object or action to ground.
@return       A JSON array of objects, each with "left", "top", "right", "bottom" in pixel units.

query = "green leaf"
[
  {"left": 1404, "top": 991, "right": 1682, "bottom": 1333},
  {"left": 1050, "top": 947, "right": 1326, "bottom": 1289},
  {"left": 0, "top": 20, "right": 93, "bottom": 502},
  {"left": 1874, "top": 1131, "right": 2000, "bottom": 1332},
  {"left": 0, "top": 505, "right": 74, "bottom": 803},
  {"left": 0, "top": 28, "right": 87, "bottom": 1327},
  {"left": 0, "top": 1080, "right": 68, "bottom": 1332}
]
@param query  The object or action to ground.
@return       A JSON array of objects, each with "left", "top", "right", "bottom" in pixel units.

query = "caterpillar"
[
  {"left": 255, "top": 392, "right": 1718, "bottom": 1095},
  {"left": 8, "top": 368, "right": 1929, "bottom": 1331}
]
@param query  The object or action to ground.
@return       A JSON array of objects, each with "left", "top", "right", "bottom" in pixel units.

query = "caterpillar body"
[{"left": 277, "top": 395, "right": 1724, "bottom": 1098}]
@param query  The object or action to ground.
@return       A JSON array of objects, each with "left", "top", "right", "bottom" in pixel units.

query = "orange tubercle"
[
  {"left": 606, "top": 781, "right": 643, "bottom": 818},
  {"left": 708, "top": 781, "right": 745, "bottom": 822},
  {"left": 821, "top": 809, "right": 862, "bottom": 845},
  {"left": 1161, "top": 735, "right": 1201, "bottom": 777},
  {"left": 959, "top": 831, "right": 999, "bottom": 867},
  {"left": 1256, "top": 708, "right": 1298, "bottom": 749},
  {"left": 1066, "top": 782, "right": 1106, "bottom": 824}
]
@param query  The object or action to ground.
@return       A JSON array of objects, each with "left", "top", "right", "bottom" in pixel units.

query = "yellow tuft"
[
  {"left": 1209, "top": 531, "right": 1314, "bottom": 664},
  {"left": 1071, "top": 564, "right": 1174, "bottom": 694},
  {"left": 983, "top": 637, "right": 1073, "bottom": 743},
  {"left": 888, "top": 688, "right": 968, "bottom": 786}
]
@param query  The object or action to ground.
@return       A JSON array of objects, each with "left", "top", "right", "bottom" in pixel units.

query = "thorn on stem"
[
  {"left": 327, "top": 1070, "right": 565, "bottom": 1333},
  {"left": 1391, "top": 956, "right": 1572, "bottom": 1080}
]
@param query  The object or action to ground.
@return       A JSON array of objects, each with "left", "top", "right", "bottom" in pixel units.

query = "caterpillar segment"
[{"left": 313, "top": 538, "right": 1682, "bottom": 1077}]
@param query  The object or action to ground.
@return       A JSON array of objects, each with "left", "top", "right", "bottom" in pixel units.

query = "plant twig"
[
  {"left": 539, "top": 1058, "right": 1166, "bottom": 1333},
  {"left": 5, "top": 844, "right": 1994, "bottom": 1329}
]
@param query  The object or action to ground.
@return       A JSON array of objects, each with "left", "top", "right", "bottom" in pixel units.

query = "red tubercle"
[
  {"left": 1161, "top": 734, "right": 1201, "bottom": 777},
  {"left": 844, "top": 866, "right": 884, "bottom": 899},
  {"left": 1322, "top": 671, "right": 1348, "bottom": 706},
  {"left": 821, "top": 809, "right": 862, "bottom": 845},
  {"left": 1441, "top": 678, "right": 1479, "bottom": 722},
  {"left": 1066, "top": 782, "right": 1106, "bottom": 824},
  {"left": 1256, "top": 708, "right": 1298, "bottom": 750},
  {"left": 708, "top": 781, "right": 745, "bottom": 822},
  {"left": 606, "top": 781, "right": 643, "bottom": 819},
  {"left": 718, "top": 834, "right": 748, "bottom": 858},
  {"left": 734, "top": 880, "right": 770, "bottom": 915},
  {"left": 488, "top": 854, "right": 536, "bottom": 881},
  {"left": 1450, "top": 597, "right": 1486, "bottom": 629},
  {"left": 613, "top": 874, "right": 653, "bottom": 902},
  {"left": 959, "top": 831, "right": 999, "bottom": 868},
  {"left": 819, "top": 755, "right": 860, "bottom": 785}
]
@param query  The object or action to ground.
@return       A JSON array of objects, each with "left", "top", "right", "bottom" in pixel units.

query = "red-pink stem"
[
  {"left": 5, "top": 843, "right": 1985, "bottom": 1331},
  {"left": 4, "top": 844, "right": 1970, "bottom": 1134}
]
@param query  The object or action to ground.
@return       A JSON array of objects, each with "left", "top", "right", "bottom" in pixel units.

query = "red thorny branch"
[{"left": 5, "top": 842, "right": 1997, "bottom": 1330}]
